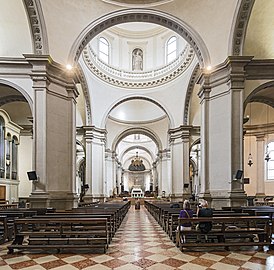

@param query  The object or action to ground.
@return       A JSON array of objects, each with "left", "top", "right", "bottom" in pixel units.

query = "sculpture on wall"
[{"left": 132, "top": 48, "right": 143, "bottom": 71}]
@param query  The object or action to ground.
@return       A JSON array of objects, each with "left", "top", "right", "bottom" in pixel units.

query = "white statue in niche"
[{"left": 132, "top": 48, "right": 143, "bottom": 71}]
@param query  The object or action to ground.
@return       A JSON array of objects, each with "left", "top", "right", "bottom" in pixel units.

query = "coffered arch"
[{"left": 69, "top": 9, "right": 210, "bottom": 68}]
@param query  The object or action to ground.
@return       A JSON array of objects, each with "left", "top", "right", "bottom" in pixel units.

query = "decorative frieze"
[
  {"left": 231, "top": 0, "right": 255, "bottom": 56},
  {"left": 71, "top": 10, "right": 209, "bottom": 68},
  {"left": 23, "top": 0, "right": 49, "bottom": 55}
]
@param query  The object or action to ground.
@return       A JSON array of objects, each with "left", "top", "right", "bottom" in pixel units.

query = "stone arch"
[
  {"left": 23, "top": 0, "right": 49, "bottom": 54},
  {"left": 229, "top": 0, "right": 255, "bottom": 56},
  {"left": 69, "top": 9, "right": 210, "bottom": 68},
  {"left": 244, "top": 81, "right": 274, "bottom": 110},
  {"left": 102, "top": 95, "right": 173, "bottom": 128},
  {"left": 0, "top": 79, "right": 33, "bottom": 115},
  {"left": 112, "top": 127, "right": 162, "bottom": 153},
  {"left": 183, "top": 63, "right": 200, "bottom": 125}
]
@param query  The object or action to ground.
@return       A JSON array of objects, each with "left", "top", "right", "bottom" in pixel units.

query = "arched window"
[
  {"left": 5, "top": 134, "right": 11, "bottom": 179},
  {"left": 0, "top": 117, "right": 5, "bottom": 178},
  {"left": 11, "top": 136, "right": 18, "bottom": 180},
  {"left": 99, "top": 37, "right": 109, "bottom": 64},
  {"left": 266, "top": 141, "right": 274, "bottom": 180},
  {"left": 166, "top": 36, "right": 177, "bottom": 63},
  {"left": 132, "top": 48, "right": 143, "bottom": 71}
]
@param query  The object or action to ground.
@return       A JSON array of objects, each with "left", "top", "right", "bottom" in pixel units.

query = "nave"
[{"left": 0, "top": 205, "right": 273, "bottom": 270}]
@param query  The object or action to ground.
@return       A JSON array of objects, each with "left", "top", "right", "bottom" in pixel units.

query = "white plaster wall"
[
  {"left": 0, "top": 0, "right": 32, "bottom": 56},
  {"left": 18, "top": 136, "right": 32, "bottom": 197},
  {"left": 105, "top": 117, "right": 168, "bottom": 151},
  {"left": 189, "top": 83, "right": 201, "bottom": 126},
  {"left": 244, "top": 0, "right": 274, "bottom": 58},
  {"left": 38, "top": 0, "right": 237, "bottom": 66},
  {"left": 81, "top": 56, "right": 197, "bottom": 129},
  {"left": 89, "top": 27, "right": 186, "bottom": 71}
]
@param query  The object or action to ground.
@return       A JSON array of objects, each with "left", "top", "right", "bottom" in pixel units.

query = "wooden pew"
[
  {"left": 176, "top": 216, "right": 272, "bottom": 251},
  {"left": 168, "top": 212, "right": 249, "bottom": 244},
  {"left": 8, "top": 217, "right": 109, "bottom": 254},
  {"left": 0, "top": 215, "right": 11, "bottom": 243},
  {"left": 35, "top": 213, "right": 114, "bottom": 242}
]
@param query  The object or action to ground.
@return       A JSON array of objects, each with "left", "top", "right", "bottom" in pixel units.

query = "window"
[
  {"left": 166, "top": 36, "right": 177, "bottom": 63},
  {"left": 99, "top": 37, "right": 109, "bottom": 64},
  {"left": 266, "top": 142, "right": 274, "bottom": 180},
  {"left": 11, "top": 136, "right": 18, "bottom": 180},
  {"left": 5, "top": 134, "right": 11, "bottom": 179},
  {"left": 0, "top": 117, "right": 4, "bottom": 178}
]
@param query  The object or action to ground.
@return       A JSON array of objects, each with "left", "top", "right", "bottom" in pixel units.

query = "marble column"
[{"left": 25, "top": 55, "right": 79, "bottom": 209}]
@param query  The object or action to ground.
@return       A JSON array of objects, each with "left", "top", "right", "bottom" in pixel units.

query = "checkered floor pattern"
[{"left": 0, "top": 205, "right": 273, "bottom": 269}]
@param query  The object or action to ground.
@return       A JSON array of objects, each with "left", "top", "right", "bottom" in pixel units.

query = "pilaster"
[
  {"left": 24, "top": 54, "right": 79, "bottom": 209},
  {"left": 83, "top": 126, "right": 107, "bottom": 202},
  {"left": 197, "top": 56, "right": 252, "bottom": 208},
  {"left": 169, "top": 125, "right": 191, "bottom": 200},
  {"left": 158, "top": 149, "right": 171, "bottom": 197}
]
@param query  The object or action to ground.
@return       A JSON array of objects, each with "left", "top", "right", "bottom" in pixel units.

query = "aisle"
[{"left": 0, "top": 205, "right": 273, "bottom": 269}]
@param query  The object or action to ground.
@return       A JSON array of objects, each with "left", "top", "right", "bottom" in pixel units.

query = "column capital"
[
  {"left": 256, "top": 135, "right": 265, "bottom": 141},
  {"left": 83, "top": 126, "right": 107, "bottom": 144},
  {"left": 24, "top": 54, "right": 79, "bottom": 98},
  {"left": 198, "top": 56, "right": 253, "bottom": 98},
  {"left": 158, "top": 149, "right": 171, "bottom": 159},
  {"left": 105, "top": 148, "right": 116, "bottom": 159},
  {"left": 168, "top": 125, "right": 191, "bottom": 144}
]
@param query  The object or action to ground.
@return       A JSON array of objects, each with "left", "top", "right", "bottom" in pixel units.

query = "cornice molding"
[
  {"left": 23, "top": 0, "right": 49, "bottom": 54},
  {"left": 245, "top": 59, "right": 274, "bottom": 80},
  {"left": 108, "top": 114, "right": 167, "bottom": 125},
  {"left": 101, "top": 0, "right": 174, "bottom": 8},
  {"left": 230, "top": 0, "right": 255, "bottom": 56},
  {"left": 24, "top": 54, "right": 79, "bottom": 98}
]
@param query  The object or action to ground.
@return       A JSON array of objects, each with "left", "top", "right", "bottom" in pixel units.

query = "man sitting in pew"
[{"left": 196, "top": 200, "right": 213, "bottom": 242}]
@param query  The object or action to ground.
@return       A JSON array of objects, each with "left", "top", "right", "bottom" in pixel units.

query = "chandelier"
[{"left": 129, "top": 152, "right": 146, "bottom": 171}]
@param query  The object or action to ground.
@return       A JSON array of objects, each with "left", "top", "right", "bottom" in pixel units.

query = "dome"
[{"left": 82, "top": 22, "right": 195, "bottom": 88}]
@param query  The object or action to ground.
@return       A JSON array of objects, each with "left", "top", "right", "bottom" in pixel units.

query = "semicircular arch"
[
  {"left": 102, "top": 95, "right": 173, "bottom": 128},
  {"left": 112, "top": 127, "right": 162, "bottom": 153},
  {"left": 69, "top": 8, "right": 210, "bottom": 68}
]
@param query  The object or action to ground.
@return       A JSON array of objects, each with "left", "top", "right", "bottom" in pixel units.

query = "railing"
[{"left": 83, "top": 44, "right": 194, "bottom": 82}]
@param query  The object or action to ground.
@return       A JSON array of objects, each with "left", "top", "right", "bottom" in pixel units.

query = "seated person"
[
  {"left": 196, "top": 200, "right": 213, "bottom": 242},
  {"left": 178, "top": 200, "right": 193, "bottom": 243}
]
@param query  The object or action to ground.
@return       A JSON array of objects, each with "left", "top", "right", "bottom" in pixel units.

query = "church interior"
[{"left": 0, "top": 0, "right": 274, "bottom": 269}]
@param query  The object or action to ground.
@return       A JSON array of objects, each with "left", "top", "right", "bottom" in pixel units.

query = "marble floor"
[{"left": 0, "top": 205, "right": 274, "bottom": 269}]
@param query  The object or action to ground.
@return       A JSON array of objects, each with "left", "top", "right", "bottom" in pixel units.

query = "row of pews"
[
  {"left": 145, "top": 200, "right": 274, "bottom": 252},
  {"left": 0, "top": 201, "right": 130, "bottom": 254}
]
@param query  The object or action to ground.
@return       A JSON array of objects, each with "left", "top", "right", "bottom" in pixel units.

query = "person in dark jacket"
[{"left": 196, "top": 200, "right": 213, "bottom": 242}]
